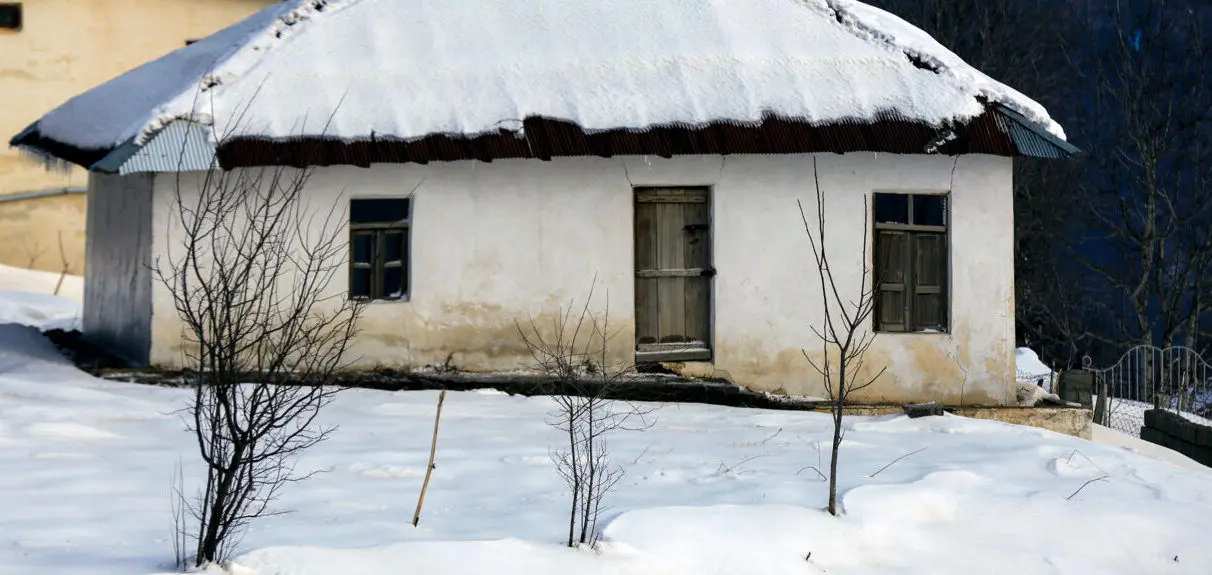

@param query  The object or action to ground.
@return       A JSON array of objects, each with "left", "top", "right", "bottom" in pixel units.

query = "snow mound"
[
  {"left": 0, "top": 291, "right": 81, "bottom": 332},
  {"left": 0, "top": 324, "right": 72, "bottom": 371},
  {"left": 29, "top": 0, "right": 1065, "bottom": 154},
  {"left": 0, "top": 263, "right": 82, "bottom": 299},
  {"left": 1015, "top": 347, "right": 1055, "bottom": 393},
  {"left": 1091, "top": 424, "right": 1210, "bottom": 473},
  {"left": 1015, "top": 347, "right": 1052, "bottom": 380},
  {"left": 0, "top": 263, "right": 83, "bottom": 331}
]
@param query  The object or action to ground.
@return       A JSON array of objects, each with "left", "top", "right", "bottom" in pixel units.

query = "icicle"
[{"left": 17, "top": 147, "right": 75, "bottom": 175}]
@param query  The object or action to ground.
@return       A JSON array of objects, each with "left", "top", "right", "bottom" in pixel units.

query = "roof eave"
[
  {"left": 10, "top": 106, "right": 1077, "bottom": 174},
  {"left": 9, "top": 121, "right": 137, "bottom": 174},
  {"left": 994, "top": 105, "right": 1079, "bottom": 159}
]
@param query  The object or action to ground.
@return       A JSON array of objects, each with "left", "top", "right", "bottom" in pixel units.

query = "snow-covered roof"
[{"left": 11, "top": 0, "right": 1070, "bottom": 169}]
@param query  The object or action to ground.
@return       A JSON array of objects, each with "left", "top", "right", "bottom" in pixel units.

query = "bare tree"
[
  {"left": 516, "top": 281, "right": 655, "bottom": 548},
  {"left": 798, "top": 160, "right": 885, "bottom": 516},
  {"left": 154, "top": 151, "right": 364, "bottom": 566},
  {"left": 1066, "top": 0, "right": 1212, "bottom": 361}
]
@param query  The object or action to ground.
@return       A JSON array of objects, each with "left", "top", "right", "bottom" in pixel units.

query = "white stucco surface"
[{"left": 142, "top": 153, "right": 1015, "bottom": 404}]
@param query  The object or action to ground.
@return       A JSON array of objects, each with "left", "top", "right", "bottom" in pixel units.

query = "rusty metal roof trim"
[{"left": 214, "top": 107, "right": 1066, "bottom": 170}]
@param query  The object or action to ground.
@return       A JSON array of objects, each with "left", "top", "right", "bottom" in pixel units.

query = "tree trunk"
[
  {"left": 198, "top": 476, "right": 228, "bottom": 565},
  {"left": 197, "top": 444, "right": 243, "bottom": 566},
  {"left": 566, "top": 418, "right": 579, "bottom": 548},
  {"left": 827, "top": 405, "right": 842, "bottom": 516}
]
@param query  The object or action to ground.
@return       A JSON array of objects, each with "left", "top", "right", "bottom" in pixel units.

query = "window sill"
[
  {"left": 351, "top": 296, "right": 411, "bottom": 304},
  {"left": 635, "top": 347, "right": 712, "bottom": 363},
  {"left": 875, "top": 329, "right": 950, "bottom": 335}
]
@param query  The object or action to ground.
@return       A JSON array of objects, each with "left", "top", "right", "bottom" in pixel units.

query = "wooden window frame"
[
  {"left": 0, "top": 3, "right": 22, "bottom": 31},
  {"left": 349, "top": 198, "right": 411, "bottom": 302},
  {"left": 872, "top": 191, "right": 950, "bottom": 333}
]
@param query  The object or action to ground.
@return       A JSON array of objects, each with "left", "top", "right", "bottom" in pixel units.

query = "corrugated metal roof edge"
[
  {"left": 11, "top": 106, "right": 1075, "bottom": 174},
  {"left": 119, "top": 122, "right": 216, "bottom": 175},
  {"left": 995, "top": 104, "right": 1080, "bottom": 158}
]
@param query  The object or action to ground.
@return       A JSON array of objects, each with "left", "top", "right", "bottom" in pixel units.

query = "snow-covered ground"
[
  {"left": 1091, "top": 424, "right": 1208, "bottom": 472},
  {"left": 0, "top": 263, "right": 82, "bottom": 331},
  {"left": 2, "top": 282, "right": 1211, "bottom": 574},
  {"left": 0, "top": 263, "right": 83, "bottom": 302}
]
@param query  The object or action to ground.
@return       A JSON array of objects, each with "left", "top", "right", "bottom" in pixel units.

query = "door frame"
[{"left": 632, "top": 185, "right": 715, "bottom": 364}]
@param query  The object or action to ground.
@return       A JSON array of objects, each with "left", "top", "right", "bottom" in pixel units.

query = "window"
[
  {"left": 0, "top": 4, "right": 21, "bottom": 31},
  {"left": 873, "top": 192, "right": 948, "bottom": 332},
  {"left": 349, "top": 198, "right": 411, "bottom": 301}
]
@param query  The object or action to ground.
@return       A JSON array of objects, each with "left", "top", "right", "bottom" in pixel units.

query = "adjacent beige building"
[{"left": 0, "top": 0, "right": 275, "bottom": 274}]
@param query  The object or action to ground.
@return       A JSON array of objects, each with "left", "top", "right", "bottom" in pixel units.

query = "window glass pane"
[
  {"left": 351, "top": 268, "right": 372, "bottom": 298},
  {"left": 351, "top": 232, "right": 374, "bottom": 263},
  {"left": 913, "top": 195, "right": 946, "bottom": 227},
  {"left": 0, "top": 4, "right": 22, "bottom": 30},
  {"left": 382, "top": 267, "right": 404, "bottom": 299},
  {"left": 351, "top": 198, "right": 410, "bottom": 224},
  {"left": 383, "top": 231, "right": 405, "bottom": 265},
  {"left": 873, "top": 193, "right": 909, "bottom": 224}
]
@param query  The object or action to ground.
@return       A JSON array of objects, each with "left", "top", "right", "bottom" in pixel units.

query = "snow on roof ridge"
[
  {"left": 138, "top": 0, "right": 364, "bottom": 145},
  {"left": 27, "top": 0, "right": 1068, "bottom": 155},
  {"left": 148, "top": 0, "right": 1063, "bottom": 143},
  {"left": 820, "top": 0, "right": 1065, "bottom": 139}
]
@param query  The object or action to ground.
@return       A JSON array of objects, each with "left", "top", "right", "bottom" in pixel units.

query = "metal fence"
[{"left": 1085, "top": 346, "right": 1212, "bottom": 436}]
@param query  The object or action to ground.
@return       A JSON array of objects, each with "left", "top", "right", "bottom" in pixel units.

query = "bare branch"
[
  {"left": 517, "top": 280, "right": 656, "bottom": 548},
  {"left": 867, "top": 447, "right": 929, "bottom": 478},
  {"left": 1066, "top": 475, "right": 1110, "bottom": 501}
]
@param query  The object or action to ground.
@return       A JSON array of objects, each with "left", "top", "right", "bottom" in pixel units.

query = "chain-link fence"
[{"left": 1085, "top": 346, "right": 1212, "bottom": 436}]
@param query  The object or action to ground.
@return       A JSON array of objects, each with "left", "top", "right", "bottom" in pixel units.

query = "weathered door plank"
[
  {"left": 634, "top": 188, "right": 712, "bottom": 355},
  {"left": 655, "top": 202, "right": 687, "bottom": 343}
]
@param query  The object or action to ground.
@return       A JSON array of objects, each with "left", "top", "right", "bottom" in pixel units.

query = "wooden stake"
[{"left": 413, "top": 389, "right": 446, "bottom": 527}]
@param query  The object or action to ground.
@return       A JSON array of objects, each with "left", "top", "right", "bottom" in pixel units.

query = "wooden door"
[{"left": 634, "top": 187, "right": 712, "bottom": 362}]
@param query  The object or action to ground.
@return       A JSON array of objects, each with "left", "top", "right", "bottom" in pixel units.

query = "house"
[
  {"left": 8, "top": 0, "right": 1075, "bottom": 405},
  {"left": 0, "top": 0, "right": 277, "bottom": 274}
]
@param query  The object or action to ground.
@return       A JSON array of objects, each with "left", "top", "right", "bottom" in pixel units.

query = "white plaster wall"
[
  {"left": 147, "top": 153, "right": 1015, "bottom": 405},
  {"left": 84, "top": 172, "right": 154, "bottom": 364},
  {"left": 709, "top": 154, "right": 1015, "bottom": 405}
]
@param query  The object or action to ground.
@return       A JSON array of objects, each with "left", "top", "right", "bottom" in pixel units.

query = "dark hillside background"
[{"left": 866, "top": 0, "right": 1212, "bottom": 368}]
